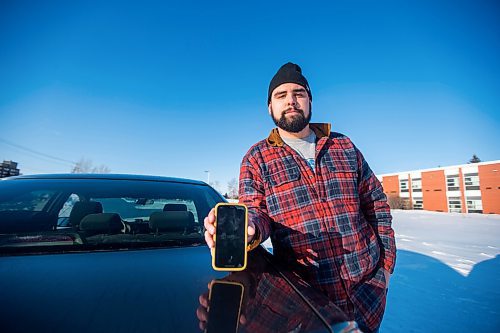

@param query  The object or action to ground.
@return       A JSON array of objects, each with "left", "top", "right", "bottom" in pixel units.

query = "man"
[{"left": 204, "top": 62, "right": 396, "bottom": 332}]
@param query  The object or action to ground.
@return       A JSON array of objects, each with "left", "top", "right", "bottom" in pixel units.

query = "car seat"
[
  {"left": 149, "top": 211, "right": 195, "bottom": 235},
  {"left": 79, "top": 213, "right": 123, "bottom": 235},
  {"left": 163, "top": 203, "right": 188, "bottom": 211},
  {"left": 69, "top": 201, "right": 103, "bottom": 228}
]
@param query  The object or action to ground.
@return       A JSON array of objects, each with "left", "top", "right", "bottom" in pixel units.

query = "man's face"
[{"left": 268, "top": 83, "right": 311, "bottom": 133}]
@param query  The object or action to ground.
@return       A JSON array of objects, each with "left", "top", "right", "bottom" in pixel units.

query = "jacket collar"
[{"left": 266, "top": 123, "right": 331, "bottom": 147}]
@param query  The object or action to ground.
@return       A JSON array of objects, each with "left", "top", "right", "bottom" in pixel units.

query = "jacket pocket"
[
  {"left": 264, "top": 167, "right": 301, "bottom": 217},
  {"left": 265, "top": 166, "right": 301, "bottom": 187},
  {"left": 322, "top": 154, "right": 359, "bottom": 201},
  {"left": 350, "top": 265, "right": 387, "bottom": 332},
  {"left": 340, "top": 230, "right": 381, "bottom": 283},
  {"left": 323, "top": 152, "right": 358, "bottom": 173}
]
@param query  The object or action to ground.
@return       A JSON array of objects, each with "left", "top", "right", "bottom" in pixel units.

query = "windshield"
[{"left": 0, "top": 177, "right": 224, "bottom": 254}]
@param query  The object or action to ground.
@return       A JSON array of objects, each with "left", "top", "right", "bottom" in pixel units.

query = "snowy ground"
[
  {"left": 390, "top": 210, "right": 499, "bottom": 276},
  {"left": 262, "top": 210, "right": 500, "bottom": 332},
  {"left": 382, "top": 210, "right": 500, "bottom": 332}
]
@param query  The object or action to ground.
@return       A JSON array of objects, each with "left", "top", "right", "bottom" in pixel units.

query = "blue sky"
[{"left": 1, "top": 0, "right": 499, "bottom": 193}]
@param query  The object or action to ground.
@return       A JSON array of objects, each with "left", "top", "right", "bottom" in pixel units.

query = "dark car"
[{"left": 0, "top": 174, "right": 359, "bottom": 333}]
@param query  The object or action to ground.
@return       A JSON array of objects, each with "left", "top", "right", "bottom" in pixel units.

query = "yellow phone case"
[
  {"left": 206, "top": 280, "right": 244, "bottom": 333},
  {"left": 211, "top": 203, "right": 248, "bottom": 271}
]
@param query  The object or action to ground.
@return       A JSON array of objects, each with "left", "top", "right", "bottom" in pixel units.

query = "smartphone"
[
  {"left": 205, "top": 280, "right": 244, "bottom": 333},
  {"left": 212, "top": 203, "right": 248, "bottom": 271}
]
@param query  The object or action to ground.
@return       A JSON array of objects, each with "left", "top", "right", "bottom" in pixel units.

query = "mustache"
[{"left": 282, "top": 107, "right": 304, "bottom": 115}]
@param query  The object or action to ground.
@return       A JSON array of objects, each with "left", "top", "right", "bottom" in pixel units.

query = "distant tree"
[
  {"left": 469, "top": 154, "right": 481, "bottom": 164},
  {"left": 71, "top": 158, "right": 111, "bottom": 174},
  {"left": 210, "top": 180, "right": 222, "bottom": 193},
  {"left": 387, "top": 195, "right": 410, "bottom": 210},
  {"left": 92, "top": 164, "right": 111, "bottom": 173},
  {"left": 227, "top": 178, "right": 239, "bottom": 199}
]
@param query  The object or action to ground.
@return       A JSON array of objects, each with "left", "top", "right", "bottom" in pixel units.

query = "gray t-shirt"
[{"left": 282, "top": 131, "right": 316, "bottom": 171}]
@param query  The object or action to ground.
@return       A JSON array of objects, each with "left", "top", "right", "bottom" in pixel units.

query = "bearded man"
[{"left": 204, "top": 62, "right": 396, "bottom": 333}]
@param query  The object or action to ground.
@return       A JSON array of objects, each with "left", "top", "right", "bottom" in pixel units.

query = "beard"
[{"left": 271, "top": 104, "right": 312, "bottom": 133}]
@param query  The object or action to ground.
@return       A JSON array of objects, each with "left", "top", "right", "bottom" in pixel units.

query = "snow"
[
  {"left": 262, "top": 210, "right": 500, "bottom": 332},
  {"left": 383, "top": 210, "right": 500, "bottom": 332}
]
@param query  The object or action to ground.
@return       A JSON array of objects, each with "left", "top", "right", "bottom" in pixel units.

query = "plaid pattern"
[
  {"left": 241, "top": 268, "right": 359, "bottom": 332},
  {"left": 239, "top": 123, "right": 396, "bottom": 332}
]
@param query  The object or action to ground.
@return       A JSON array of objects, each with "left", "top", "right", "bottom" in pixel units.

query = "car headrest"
[
  {"left": 149, "top": 211, "right": 195, "bottom": 232},
  {"left": 163, "top": 203, "right": 188, "bottom": 211},
  {"left": 79, "top": 213, "right": 123, "bottom": 233},
  {"left": 69, "top": 201, "right": 103, "bottom": 227}
]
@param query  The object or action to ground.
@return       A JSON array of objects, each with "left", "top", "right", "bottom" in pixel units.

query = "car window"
[
  {"left": 0, "top": 190, "right": 57, "bottom": 212},
  {"left": 94, "top": 198, "right": 199, "bottom": 222},
  {"left": 57, "top": 194, "right": 81, "bottom": 227},
  {"left": 0, "top": 178, "right": 225, "bottom": 254}
]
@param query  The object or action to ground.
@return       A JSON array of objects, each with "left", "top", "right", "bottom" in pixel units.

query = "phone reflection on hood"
[{"left": 197, "top": 247, "right": 362, "bottom": 333}]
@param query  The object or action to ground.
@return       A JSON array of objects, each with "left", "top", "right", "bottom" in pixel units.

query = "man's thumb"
[{"left": 248, "top": 225, "right": 255, "bottom": 236}]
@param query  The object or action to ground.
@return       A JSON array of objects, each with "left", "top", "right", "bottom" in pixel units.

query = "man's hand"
[{"left": 203, "top": 208, "right": 257, "bottom": 249}]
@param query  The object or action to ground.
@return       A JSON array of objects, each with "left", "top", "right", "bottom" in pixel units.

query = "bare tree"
[
  {"left": 210, "top": 180, "right": 222, "bottom": 193},
  {"left": 71, "top": 158, "right": 111, "bottom": 174},
  {"left": 387, "top": 195, "right": 410, "bottom": 210},
  {"left": 91, "top": 164, "right": 111, "bottom": 174},
  {"left": 227, "top": 177, "right": 239, "bottom": 199}
]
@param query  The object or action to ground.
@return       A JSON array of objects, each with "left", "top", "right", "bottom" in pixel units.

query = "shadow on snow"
[{"left": 381, "top": 250, "right": 500, "bottom": 332}]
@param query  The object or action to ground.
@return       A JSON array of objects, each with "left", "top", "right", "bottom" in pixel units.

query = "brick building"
[
  {"left": 377, "top": 160, "right": 500, "bottom": 214},
  {"left": 0, "top": 160, "right": 20, "bottom": 178}
]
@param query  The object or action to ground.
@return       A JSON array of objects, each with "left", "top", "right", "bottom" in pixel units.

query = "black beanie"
[{"left": 268, "top": 62, "right": 312, "bottom": 104}]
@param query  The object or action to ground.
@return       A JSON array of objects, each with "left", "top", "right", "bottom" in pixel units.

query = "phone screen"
[
  {"left": 205, "top": 281, "right": 243, "bottom": 333},
  {"left": 215, "top": 204, "right": 246, "bottom": 269}
]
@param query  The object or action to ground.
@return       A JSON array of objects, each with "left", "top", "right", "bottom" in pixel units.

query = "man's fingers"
[
  {"left": 199, "top": 292, "right": 209, "bottom": 308},
  {"left": 208, "top": 208, "right": 216, "bottom": 223},
  {"left": 196, "top": 305, "right": 208, "bottom": 322},
  {"left": 204, "top": 230, "right": 214, "bottom": 249},
  {"left": 204, "top": 217, "right": 215, "bottom": 235},
  {"left": 203, "top": 208, "right": 217, "bottom": 249},
  {"left": 306, "top": 248, "right": 318, "bottom": 257}
]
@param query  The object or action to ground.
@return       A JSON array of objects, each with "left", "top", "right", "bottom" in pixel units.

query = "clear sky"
[{"left": 1, "top": 0, "right": 499, "bottom": 193}]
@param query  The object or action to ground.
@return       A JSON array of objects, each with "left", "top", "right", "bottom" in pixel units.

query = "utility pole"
[{"left": 204, "top": 170, "right": 210, "bottom": 184}]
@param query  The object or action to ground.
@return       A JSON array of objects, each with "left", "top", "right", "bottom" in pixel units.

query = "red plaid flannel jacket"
[{"left": 239, "top": 123, "right": 396, "bottom": 331}]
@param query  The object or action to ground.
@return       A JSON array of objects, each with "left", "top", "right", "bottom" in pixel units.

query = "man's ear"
[{"left": 268, "top": 103, "right": 272, "bottom": 116}]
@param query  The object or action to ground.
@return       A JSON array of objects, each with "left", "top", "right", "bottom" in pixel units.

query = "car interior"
[{"left": 0, "top": 194, "right": 206, "bottom": 249}]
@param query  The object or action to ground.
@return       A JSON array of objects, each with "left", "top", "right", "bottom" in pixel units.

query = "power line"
[{"left": 0, "top": 138, "right": 76, "bottom": 166}]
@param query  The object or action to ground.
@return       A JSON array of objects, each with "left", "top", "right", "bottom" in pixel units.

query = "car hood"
[
  {"left": 1, "top": 246, "right": 349, "bottom": 333},
  {"left": 1, "top": 246, "right": 224, "bottom": 332}
]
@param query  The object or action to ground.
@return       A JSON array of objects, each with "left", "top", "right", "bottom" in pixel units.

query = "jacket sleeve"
[
  {"left": 355, "top": 146, "right": 397, "bottom": 273},
  {"left": 238, "top": 150, "right": 273, "bottom": 245}
]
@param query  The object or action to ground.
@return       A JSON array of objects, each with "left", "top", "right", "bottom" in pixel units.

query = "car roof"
[{"left": 2, "top": 173, "right": 208, "bottom": 186}]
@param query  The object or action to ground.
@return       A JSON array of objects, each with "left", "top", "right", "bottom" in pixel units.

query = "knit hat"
[{"left": 268, "top": 62, "right": 312, "bottom": 103}]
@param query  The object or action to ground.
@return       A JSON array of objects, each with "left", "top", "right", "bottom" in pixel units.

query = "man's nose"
[{"left": 285, "top": 94, "right": 297, "bottom": 106}]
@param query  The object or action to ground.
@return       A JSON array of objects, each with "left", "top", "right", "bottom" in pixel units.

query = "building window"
[
  {"left": 466, "top": 197, "right": 483, "bottom": 213},
  {"left": 411, "top": 178, "right": 422, "bottom": 192},
  {"left": 446, "top": 175, "right": 460, "bottom": 191},
  {"left": 400, "top": 179, "right": 409, "bottom": 192},
  {"left": 448, "top": 197, "right": 462, "bottom": 213},
  {"left": 413, "top": 199, "right": 423, "bottom": 210},
  {"left": 464, "top": 173, "right": 480, "bottom": 191}
]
